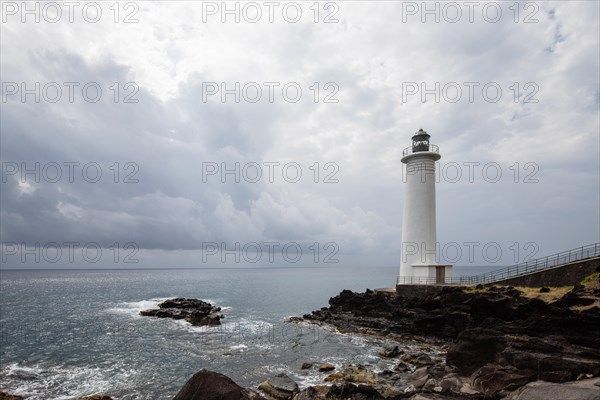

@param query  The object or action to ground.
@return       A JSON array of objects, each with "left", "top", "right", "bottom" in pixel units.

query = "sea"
[{"left": 0, "top": 266, "right": 497, "bottom": 399}]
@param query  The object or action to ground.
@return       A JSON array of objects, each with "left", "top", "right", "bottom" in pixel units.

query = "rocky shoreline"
[
  {"left": 299, "top": 284, "right": 600, "bottom": 378},
  {"left": 2, "top": 273, "right": 600, "bottom": 399},
  {"left": 276, "top": 273, "right": 600, "bottom": 399},
  {"left": 166, "top": 274, "right": 599, "bottom": 400},
  {"left": 220, "top": 271, "right": 598, "bottom": 400}
]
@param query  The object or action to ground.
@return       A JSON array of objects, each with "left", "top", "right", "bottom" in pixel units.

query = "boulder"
[
  {"left": 556, "top": 293, "right": 596, "bottom": 307},
  {"left": 407, "top": 394, "right": 462, "bottom": 400},
  {"left": 422, "top": 378, "right": 440, "bottom": 393},
  {"left": 141, "top": 298, "right": 223, "bottom": 326},
  {"left": 323, "top": 365, "right": 378, "bottom": 385},
  {"left": 291, "top": 386, "right": 328, "bottom": 400},
  {"left": 471, "top": 364, "right": 536, "bottom": 395},
  {"left": 173, "top": 369, "right": 263, "bottom": 400},
  {"left": 447, "top": 328, "right": 507, "bottom": 375},
  {"left": 407, "top": 367, "right": 431, "bottom": 389},
  {"left": 377, "top": 345, "right": 400, "bottom": 358},
  {"left": 469, "top": 295, "right": 514, "bottom": 322},
  {"left": 317, "top": 363, "right": 335, "bottom": 372},
  {"left": 498, "top": 335, "right": 600, "bottom": 382},
  {"left": 258, "top": 373, "right": 299, "bottom": 400},
  {"left": 425, "top": 364, "right": 447, "bottom": 380},
  {"left": 301, "top": 363, "right": 313, "bottom": 370},
  {"left": 502, "top": 377, "right": 600, "bottom": 400},
  {"left": 327, "top": 383, "right": 383, "bottom": 399},
  {"left": 394, "top": 361, "right": 411, "bottom": 372},
  {"left": 185, "top": 311, "right": 221, "bottom": 326},
  {"left": 438, "top": 373, "right": 462, "bottom": 393},
  {"left": 401, "top": 353, "right": 433, "bottom": 366},
  {"left": 78, "top": 396, "right": 113, "bottom": 400}
]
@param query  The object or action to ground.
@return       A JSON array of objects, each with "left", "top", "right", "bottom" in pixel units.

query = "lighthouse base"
[
  {"left": 394, "top": 283, "right": 467, "bottom": 298},
  {"left": 397, "top": 264, "right": 453, "bottom": 285}
]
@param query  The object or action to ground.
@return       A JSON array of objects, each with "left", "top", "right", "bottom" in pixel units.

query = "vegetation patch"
[
  {"left": 581, "top": 271, "right": 600, "bottom": 286},
  {"left": 515, "top": 286, "right": 573, "bottom": 302}
]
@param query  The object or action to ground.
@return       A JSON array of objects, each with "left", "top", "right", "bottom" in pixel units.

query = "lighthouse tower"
[{"left": 399, "top": 129, "right": 452, "bottom": 285}]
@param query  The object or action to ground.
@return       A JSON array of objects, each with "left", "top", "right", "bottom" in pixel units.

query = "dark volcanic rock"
[
  {"left": 173, "top": 369, "right": 263, "bottom": 400},
  {"left": 448, "top": 320, "right": 600, "bottom": 382},
  {"left": 470, "top": 364, "right": 535, "bottom": 395},
  {"left": 502, "top": 377, "right": 600, "bottom": 400},
  {"left": 378, "top": 345, "right": 400, "bottom": 358},
  {"left": 323, "top": 365, "right": 378, "bottom": 385},
  {"left": 292, "top": 386, "right": 329, "bottom": 400},
  {"left": 258, "top": 373, "right": 299, "bottom": 399},
  {"left": 318, "top": 363, "right": 335, "bottom": 372},
  {"left": 556, "top": 292, "right": 596, "bottom": 307},
  {"left": 140, "top": 298, "right": 223, "bottom": 326},
  {"left": 297, "top": 279, "right": 600, "bottom": 395},
  {"left": 400, "top": 352, "right": 435, "bottom": 367},
  {"left": 446, "top": 328, "right": 507, "bottom": 375},
  {"left": 0, "top": 392, "right": 25, "bottom": 400},
  {"left": 394, "top": 361, "right": 411, "bottom": 372},
  {"left": 327, "top": 383, "right": 384, "bottom": 399}
]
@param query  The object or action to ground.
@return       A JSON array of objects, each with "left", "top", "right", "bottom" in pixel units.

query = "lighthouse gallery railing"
[
  {"left": 397, "top": 242, "right": 600, "bottom": 286},
  {"left": 402, "top": 144, "right": 439, "bottom": 157}
]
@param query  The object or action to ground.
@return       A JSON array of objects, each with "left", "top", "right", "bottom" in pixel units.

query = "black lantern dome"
[{"left": 411, "top": 128, "right": 430, "bottom": 152}]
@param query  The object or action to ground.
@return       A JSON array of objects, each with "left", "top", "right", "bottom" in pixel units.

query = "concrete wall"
[
  {"left": 394, "top": 284, "right": 468, "bottom": 298},
  {"left": 393, "top": 257, "right": 599, "bottom": 297},
  {"left": 490, "top": 257, "right": 600, "bottom": 287}
]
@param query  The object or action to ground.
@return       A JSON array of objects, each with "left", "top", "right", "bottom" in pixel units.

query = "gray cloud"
[{"left": 1, "top": 1, "right": 598, "bottom": 268}]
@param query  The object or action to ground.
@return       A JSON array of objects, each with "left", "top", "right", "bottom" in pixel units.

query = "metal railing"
[
  {"left": 397, "top": 243, "right": 600, "bottom": 286},
  {"left": 396, "top": 276, "right": 465, "bottom": 285},
  {"left": 402, "top": 144, "right": 439, "bottom": 156}
]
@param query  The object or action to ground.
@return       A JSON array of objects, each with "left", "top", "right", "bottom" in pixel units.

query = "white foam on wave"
[
  {"left": 249, "top": 363, "right": 333, "bottom": 390},
  {"left": 297, "top": 372, "right": 333, "bottom": 389},
  {"left": 253, "top": 343, "right": 275, "bottom": 351},
  {"left": 167, "top": 317, "right": 280, "bottom": 355},
  {"left": 225, "top": 318, "right": 274, "bottom": 335},
  {"left": 2, "top": 362, "right": 45, "bottom": 383},
  {"left": 0, "top": 361, "right": 138, "bottom": 400},
  {"left": 172, "top": 319, "right": 224, "bottom": 335},
  {"left": 4, "top": 362, "right": 44, "bottom": 375},
  {"left": 104, "top": 297, "right": 172, "bottom": 317}
]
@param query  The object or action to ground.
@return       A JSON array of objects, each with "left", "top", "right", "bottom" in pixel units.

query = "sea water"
[{"left": 0, "top": 266, "right": 495, "bottom": 399}]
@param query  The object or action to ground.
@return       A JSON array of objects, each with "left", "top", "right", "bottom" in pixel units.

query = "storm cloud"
[{"left": 1, "top": 1, "right": 598, "bottom": 268}]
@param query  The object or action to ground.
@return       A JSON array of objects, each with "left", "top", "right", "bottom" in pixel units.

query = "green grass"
[{"left": 581, "top": 272, "right": 600, "bottom": 286}]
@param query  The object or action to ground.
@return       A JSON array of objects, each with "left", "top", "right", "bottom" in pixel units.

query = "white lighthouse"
[{"left": 399, "top": 129, "right": 452, "bottom": 285}]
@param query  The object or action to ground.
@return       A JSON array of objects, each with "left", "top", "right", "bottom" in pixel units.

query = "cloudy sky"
[{"left": 1, "top": 0, "right": 598, "bottom": 270}]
